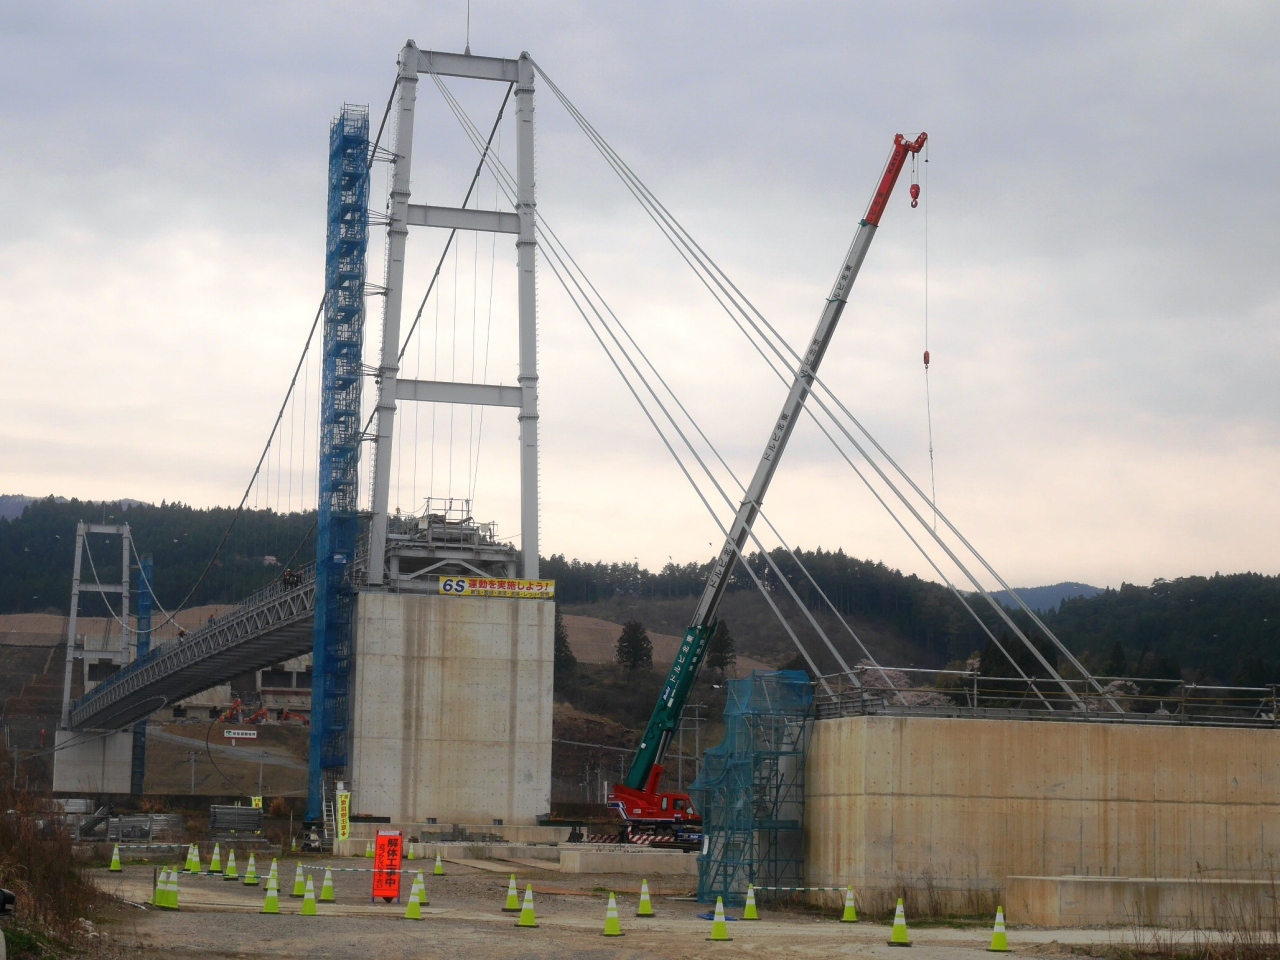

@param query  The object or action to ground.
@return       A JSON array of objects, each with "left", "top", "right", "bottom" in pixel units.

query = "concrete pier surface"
[
  {"left": 806, "top": 714, "right": 1280, "bottom": 921},
  {"left": 348, "top": 592, "right": 553, "bottom": 825}
]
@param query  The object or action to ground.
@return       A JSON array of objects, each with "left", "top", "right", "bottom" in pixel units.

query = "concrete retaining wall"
[
  {"left": 348, "top": 592, "right": 553, "bottom": 825},
  {"left": 1007, "top": 875, "right": 1280, "bottom": 928},
  {"left": 806, "top": 715, "right": 1280, "bottom": 916}
]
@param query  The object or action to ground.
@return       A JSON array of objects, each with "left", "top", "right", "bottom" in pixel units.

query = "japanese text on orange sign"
[
  {"left": 372, "top": 831, "right": 402, "bottom": 900},
  {"left": 437, "top": 577, "right": 555, "bottom": 600}
]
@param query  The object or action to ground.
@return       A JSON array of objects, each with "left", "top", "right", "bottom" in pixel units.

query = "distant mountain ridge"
[
  {"left": 0, "top": 494, "right": 146, "bottom": 521},
  {"left": 991, "top": 581, "right": 1103, "bottom": 613}
]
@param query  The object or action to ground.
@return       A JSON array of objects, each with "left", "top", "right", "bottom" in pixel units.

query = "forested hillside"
[{"left": 4, "top": 496, "right": 1278, "bottom": 684}]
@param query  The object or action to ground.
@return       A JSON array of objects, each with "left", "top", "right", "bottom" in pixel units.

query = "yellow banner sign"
[
  {"left": 336, "top": 790, "right": 351, "bottom": 842},
  {"left": 434, "top": 577, "right": 555, "bottom": 600},
  {"left": 250, "top": 796, "right": 263, "bottom": 808}
]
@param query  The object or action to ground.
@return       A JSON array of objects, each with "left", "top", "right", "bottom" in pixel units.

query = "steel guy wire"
[
  {"left": 531, "top": 62, "right": 1095, "bottom": 702},
  {"left": 431, "top": 71, "right": 861, "bottom": 687}
]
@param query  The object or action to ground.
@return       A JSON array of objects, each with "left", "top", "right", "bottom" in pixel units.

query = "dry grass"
[{"left": 0, "top": 745, "right": 103, "bottom": 951}]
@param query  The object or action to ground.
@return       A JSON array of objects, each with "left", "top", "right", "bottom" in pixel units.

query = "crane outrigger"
[{"left": 607, "top": 132, "right": 928, "bottom": 842}]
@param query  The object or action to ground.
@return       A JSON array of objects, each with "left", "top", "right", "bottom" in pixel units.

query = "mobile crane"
[{"left": 607, "top": 132, "right": 928, "bottom": 843}]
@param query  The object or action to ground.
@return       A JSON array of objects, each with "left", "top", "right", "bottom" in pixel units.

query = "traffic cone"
[
  {"left": 181, "top": 844, "right": 195, "bottom": 873},
  {"left": 261, "top": 875, "right": 280, "bottom": 914},
  {"left": 888, "top": 897, "right": 912, "bottom": 947},
  {"left": 636, "top": 878, "right": 655, "bottom": 917},
  {"left": 291, "top": 863, "right": 306, "bottom": 897},
  {"left": 407, "top": 844, "right": 415, "bottom": 861},
  {"left": 223, "top": 849, "right": 238, "bottom": 880},
  {"left": 159, "top": 868, "right": 174, "bottom": 909},
  {"left": 365, "top": 841, "right": 374, "bottom": 858},
  {"left": 743, "top": 883, "right": 759, "bottom": 920},
  {"left": 301, "top": 875, "right": 317, "bottom": 916},
  {"left": 152, "top": 867, "right": 166, "bottom": 907},
  {"left": 434, "top": 852, "right": 444, "bottom": 876},
  {"left": 171, "top": 869, "right": 181, "bottom": 910},
  {"left": 209, "top": 843, "right": 222, "bottom": 875},
  {"left": 243, "top": 852, "right": 259, "bottom": 886},
  {"left": 404, "top": 887, "right": 422, "bottom": 920},
  {"left": 503, "top": 874, "right": 520, "bottom": 912},
  {"left": 109, "top": 844, "right": 122, "bottom": 872},
  {"left": 515, "top": 884, "right": 538, "bottom": 928},
  {"left": 319, "top": 868, "right": 335, "bottom": 902},
  {"left": 414, "top": 870, "right": 428, "bottom": 905},
  {"left": 840, "top": 884, "right": 858, "bottom": 922},
  {"left": 602, "top": 892, "right": 624, "bottom": 937},
  {"left": 268, "top": 857, "right": 278, "bottom": 881},
  {"left": 291, "top": 837, "right": 298, "bottom": 853},
  {"left": 707, "top": 895, "right": 732, "bottom": 941},
  {"left": 188, "top": 843, "right": 200, "bottom": 873},
  {"left": 988, "top": 905, "right": 1010, "bottom": 952}
]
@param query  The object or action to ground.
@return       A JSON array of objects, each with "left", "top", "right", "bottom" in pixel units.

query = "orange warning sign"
[{"left": 372, "top": 831, "right": 402, "bottom": 901}]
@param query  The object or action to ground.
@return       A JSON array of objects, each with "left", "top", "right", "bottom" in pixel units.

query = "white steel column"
[
  {"left": 59, "top": 522, "right": 85, "bottom": 729},
  {"left": 367, "top": 41, "right": 420, "bottom": 585},
  {"left": 515, "top": 53, "right": 539, "bottom": 578}
]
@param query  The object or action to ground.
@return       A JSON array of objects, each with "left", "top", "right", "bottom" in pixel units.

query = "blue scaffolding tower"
[
  {"left": 307, "top": 104, "right": 370, "bottom": 820},
  {"left": 689, "top": 670, "right": 813, "bottom": 906}
]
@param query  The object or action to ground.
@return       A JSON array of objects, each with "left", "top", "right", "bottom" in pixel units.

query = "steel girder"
[{"left": 70, "top": 577, "right": 316, "bottom": 731}]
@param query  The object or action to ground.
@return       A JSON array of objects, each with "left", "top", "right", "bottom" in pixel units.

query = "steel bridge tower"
[{"left": 308, "top": 104, "right": 371, "bottom": 819}]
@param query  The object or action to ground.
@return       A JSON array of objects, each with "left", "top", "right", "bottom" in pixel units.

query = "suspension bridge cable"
[
  {"left": 430, "top": 71, "right": 865, "bottom": 686},
  {"left": 529, "top": 62, "right": 1099, "bottom": 703}
]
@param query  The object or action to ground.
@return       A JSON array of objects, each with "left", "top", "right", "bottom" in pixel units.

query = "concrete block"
[
  {"left": 558, "top": 847, "right": 699, "bottom": 875},
  {"left": 349, "top": 593, "right": 553, "bottom": 825},
  {"left": 52, "top": 729, "right": 132, "bottom": 793}
]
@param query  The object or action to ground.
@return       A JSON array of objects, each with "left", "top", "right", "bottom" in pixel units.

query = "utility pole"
[
  {"left": 258, "top": 752, "right": 265, "bottom": 797},
  {"left": 187, "top": 750, "right": 197, "bottom": 796}
]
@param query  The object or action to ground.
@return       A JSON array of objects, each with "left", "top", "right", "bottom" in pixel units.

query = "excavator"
[{"left": 607, "top": 132, "right": 928, "bottom": 844}]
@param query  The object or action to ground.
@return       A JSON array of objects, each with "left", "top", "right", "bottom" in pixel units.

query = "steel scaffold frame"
[
  {"left": 308, "top": 104, "right": 370, "bottom": 819},
  {"left": 689, "top": 670, "right": 813, "bottom": 906}
]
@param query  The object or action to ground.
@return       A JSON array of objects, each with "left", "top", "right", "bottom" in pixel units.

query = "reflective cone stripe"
[
  {"left": 261, "top": 875, "right": 280, "bottom": 914},
  {"left": 888, "top": 897, "right": 912, "bottom": 947},
  {"left": 291, "top": 863, "right": 306, "bottom": 898},
  {"left": 209, "top": 843, "right": 222, "bottom": 875},
  {"left": 109, "top": 845, "right": 122, "bottom": 872},
  {"left": 243, "top": 853, "right": 259, "bottom": 886},
  {"left": 636, "top": 878, "right": 654, "bottom": 917},
  {"left": 404, "top": 888, "right": 422, "bottom": 920},
  {"left": 319, "top": 868, "right": 335, "bottom": 902},
  {"left": 602, "top": 892, "right": 624, "bottom": 937},
  {"left": 988, "top": 906, "right": 1010, "bottom": 952},
  {"left": 503, "top": 874, "right": 520, "bottom": 912},
  {"left": 515, "top": 884, "right": 538, "bottom": 928},
  {"left": 707, "top": 895, "right": 732, "bottom": 941},
  {"left": 434, "top": 853, "right": 444, "bottom": 876},
  {"left": 300, "top": 876, "right": 317, "bottom": 916},
  {"left": 223, "top": 849, "right": 238, "bottom": 880},
  {"left": 743, "top": 884, "right": 759, "bottom": 921},
  {"left": 841, "top": 884, "right": 858, "bottom": 923}
]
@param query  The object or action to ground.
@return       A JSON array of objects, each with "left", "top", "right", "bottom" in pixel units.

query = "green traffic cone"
[
  {"left": 109, "top": 845, "right": 122, "bottom": 872},
  {"left": 840, "top": 884, "right": 858, "bottom": 922},
  {"left": 502, "top": 874, "right": 520, "bottom": 912},
  {"left": 989, "top": 905, "right": 1010, "bottom": 952},
  {"left": 743, "top": 883, "right": 759, "bottom": 920},
  {"left": 319, "top": 868, "right": 335, "bottom": 902},
  {"left": 243, "top": 852, "right": 259, "bottom": 886},
  {"left": 888, "top": 897, "right": 912, "bottom": 947}
]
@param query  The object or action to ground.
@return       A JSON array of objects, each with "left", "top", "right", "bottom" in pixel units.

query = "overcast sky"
[{"left": 1, "top": 2, "right": 1277, "bottom": 589}]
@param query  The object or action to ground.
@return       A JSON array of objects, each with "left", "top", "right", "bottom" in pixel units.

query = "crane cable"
[
  {"left": 918, "top": 145, "right": 938, "bottom": 532},
  {"left": 530, "top": 61, "right": 1104, "bottom": 707}
]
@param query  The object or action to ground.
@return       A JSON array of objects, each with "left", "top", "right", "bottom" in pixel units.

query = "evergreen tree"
[
  {"left": 1104, "top": 640, "right": 1128, "bottom": 677},
  {"left": 553, "top": 604, "right": 577, "bottom": 694},
  {"left": 615, "top": 619, "right": 653, "bottom": 672},
  {"left": 706, "top": 620, "right": 737, "bottom": 678}
]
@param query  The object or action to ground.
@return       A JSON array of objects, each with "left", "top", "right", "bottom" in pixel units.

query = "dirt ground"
[{"left": 86, "top": 856, "right": 1135, "bottom": 960}]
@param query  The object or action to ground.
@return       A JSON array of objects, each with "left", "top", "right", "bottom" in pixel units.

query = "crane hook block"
[
  {"left": 910, "top": 183, "right": 921, "bottom": 208},
  {"left": 923, "top": 350, "right": 930, "bottom": 368}
]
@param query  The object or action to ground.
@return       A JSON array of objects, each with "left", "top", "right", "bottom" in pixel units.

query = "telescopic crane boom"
[{"left": 609, "top": 132, "right": 928, "bottom": 834}]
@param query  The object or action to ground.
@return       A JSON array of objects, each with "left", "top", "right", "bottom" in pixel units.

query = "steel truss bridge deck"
[{"left": 70, "top": 568, "right": 318, "bottom": 730}]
